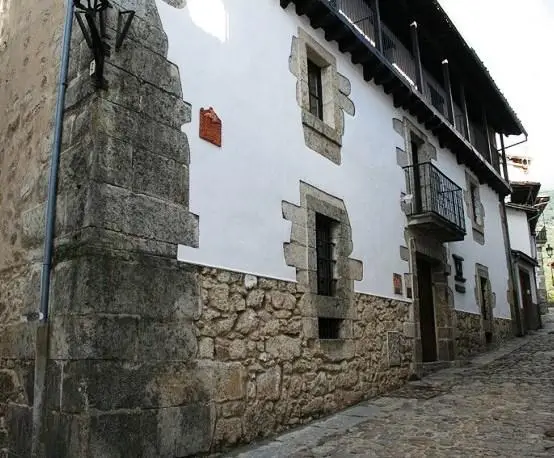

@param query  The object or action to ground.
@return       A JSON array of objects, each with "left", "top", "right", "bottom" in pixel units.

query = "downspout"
[
  {"left": 31, "top": 1, "right": 74, "bottom": 456},
  {"left": 39, "top": 0, "right": 74, "bottom": 323},
  {"left": 499, "top": 135, "right": 524, "bottom": 337}
]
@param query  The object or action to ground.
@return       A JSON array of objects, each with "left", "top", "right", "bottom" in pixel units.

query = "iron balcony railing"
[
  {"left": 327, "top": 0, "right": 499, "bottom": 172},
  {"left": 404, "top": 162, "right": 466, "bottom": 233},
  {"left": 537, "top": 226, "right": 548, "bottom": 245}
]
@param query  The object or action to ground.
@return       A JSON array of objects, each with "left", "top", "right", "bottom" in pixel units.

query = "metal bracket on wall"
[
  {"left": 116, "top": 10, "right": 136, "bottom": 51},
  {"left": 74, "top": 0, "right": 112, "bottom": 88}
]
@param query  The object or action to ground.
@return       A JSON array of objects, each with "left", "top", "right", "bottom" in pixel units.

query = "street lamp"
[{"left": 546, "top": 244, "right": 553, "bottom": 258}]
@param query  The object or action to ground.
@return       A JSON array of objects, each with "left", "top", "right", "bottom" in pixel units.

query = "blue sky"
[{"left": 439, "top": 0, "right": 554, "bottom": 189}]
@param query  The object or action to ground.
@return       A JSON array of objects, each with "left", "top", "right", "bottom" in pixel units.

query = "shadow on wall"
[{"left": 159, "top": 0, "right": 229, "bottom": 43}]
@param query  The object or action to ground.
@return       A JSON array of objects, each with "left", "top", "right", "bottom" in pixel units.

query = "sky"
[{"left": 438, "top": 0, "right": 554, "bottom": 190}]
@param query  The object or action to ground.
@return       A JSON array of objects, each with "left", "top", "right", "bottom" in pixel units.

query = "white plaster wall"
[
  {"left": 158, "top": 0, "right": 407, "bottom": 299},
  {"left": 157, "top": 0, "right": 512, "bottom": 309},
  {"left": 411, "top": 133, "right": 513, "bottom": 319},
  {"left": 516, "top": 263, "right": 538, "bottom": 305},
  {"left": 507, "top": 208, "right": 533, "bottom": 256}
]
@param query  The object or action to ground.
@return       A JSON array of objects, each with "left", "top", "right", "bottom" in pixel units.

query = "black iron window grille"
[
  {"left": 308, "top": 59, "right": 324, "bottom": 120},
  {"left": 452, "top": 255, "right": 465, "bottom": 283},
  {"left": 470, "top": 184, "right": 480, "bottom": 225},
  {"left": 318, "top": 317, "right": 342, "bottom": 339},
  {"left": 404, "top": 162, "right": 466, "bottom": 233},
  {"left": 316, "top": 213, "right": 337, "bottom": 296}
]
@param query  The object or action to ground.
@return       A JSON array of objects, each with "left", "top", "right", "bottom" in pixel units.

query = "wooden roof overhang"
[
  {"left": 281, "top": 0, "right": 515, "bottom": 196},
  {"left": 379, "top": 0, "right": 526, "bottom": 137}
]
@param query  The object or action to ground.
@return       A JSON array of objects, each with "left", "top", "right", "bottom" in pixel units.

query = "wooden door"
[
  {"left": 417, "top": 255, "right": 437, "bottom": 362},
  {"left": 519, "top": 269, "right": 538, "bottom": 331}
]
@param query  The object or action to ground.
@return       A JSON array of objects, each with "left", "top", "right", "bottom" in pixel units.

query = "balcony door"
[
  {"left": 417, "top": 254, "right": 437, "bottom": 362},
  {"left": 411, "top": 136, "right": 423, "bottom": 213}
]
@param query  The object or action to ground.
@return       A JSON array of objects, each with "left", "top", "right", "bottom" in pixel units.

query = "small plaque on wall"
[
  {"left": 393, "top": 273, "right": 403, "bottom": 295},
  {"left": 404, "top": 273, "right": 413, "bottom": 299},
  {"left": 199, "top": 107, "right": 222, "bottom": 147}
]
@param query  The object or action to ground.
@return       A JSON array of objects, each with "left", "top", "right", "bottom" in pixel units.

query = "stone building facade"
[{"left": 0, "top": 0, "right": 529, "bottom": 456}]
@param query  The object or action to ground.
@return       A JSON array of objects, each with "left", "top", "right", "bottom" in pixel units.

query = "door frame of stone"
[
  {"left": 407, "top": 234, "right": 456, "bottom": 374},
  {"left": 475, "top": 264, "right": 493, "bottom": 345}
]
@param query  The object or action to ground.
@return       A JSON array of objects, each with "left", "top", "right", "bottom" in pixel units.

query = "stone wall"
[
  {"left": 455, "top": 311, "right": 484, "bottom": 359},
  {"left": 494, "top": 317, "right": 514, "bottom": 345},
  {"left": 0, "top": 1, "right": 65, "bottom": 456},
  {"left": 456, "top": 311, "right": 515, "bottom": 359},
  {"left": 196, "top": 267, "right": 413, "bottom": 450}
]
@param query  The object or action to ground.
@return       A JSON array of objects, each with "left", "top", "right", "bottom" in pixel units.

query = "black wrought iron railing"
[
  {"left": 326, "top": 0, "right": 496, "bottom": 168},
  {"left": 537, "top": 226, "right": 548, "bottom": 245},
  {"left": 404, "top": 162, "right": 466, "bottom": 233}
]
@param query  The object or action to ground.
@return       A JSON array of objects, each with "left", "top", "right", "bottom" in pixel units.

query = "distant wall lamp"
[{"left": 546, "top": 244, "right": 553, "bottom": 258}]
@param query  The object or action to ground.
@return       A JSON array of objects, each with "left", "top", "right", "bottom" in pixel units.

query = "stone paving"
[{"left": 225, "top": 311, "right": 554, "bottom": 457}]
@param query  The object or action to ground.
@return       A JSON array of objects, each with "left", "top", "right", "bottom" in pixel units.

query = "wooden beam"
[
  {"left": 410, "top": 22, "right": 424, "bottom": 92},
  {"left": 482, "top": 107, "right": 492, "bottom": 163},
  {"left": 324, "top": 23, "right": 348, "bottom": 42},
  {"left": 310, "top": 11, "right": 333, "bottom": 30},
  {"left": 442, "top": 59, "right": 455, "bottom": 124},
  {"left": 500, "top": 134, "right": 510, "bottom": 182},
  {"left": 372, "top": 0, "right": 383, "bottom": 53},
  {"left": 459, "top": 83, "right": 471, "bottom": 143}
]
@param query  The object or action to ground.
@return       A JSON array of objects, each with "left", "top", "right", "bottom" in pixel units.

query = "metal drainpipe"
[
  {"left": 31, "top": 1, "right": 74, "bottom": 456},
  {"left": 499, "top": 135, "right": 524, "bottom": 336},
  {"left": 38, "top": 0, "right": 74, "bottom": 323}
]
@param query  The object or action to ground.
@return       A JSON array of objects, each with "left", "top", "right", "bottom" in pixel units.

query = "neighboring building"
[
  {"left": 0, "top": 0, "right": 529, "bottom": 455},
  {"left": 506, "top": 181, "right": 550, "bottom": 327}
]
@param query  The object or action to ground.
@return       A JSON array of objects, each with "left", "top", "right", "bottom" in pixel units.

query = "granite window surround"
[
  {"left": 452, "top": 254, "right": 466, "bottom": 294},
  {"left": 465, "top": 171, "right": 486, "bottom": 245},
  {"left": 289, "top": 27, "right": 355, "bottom": 165},
  {"left": 282, "top": 182, "right": 363, "bottom": 347}
]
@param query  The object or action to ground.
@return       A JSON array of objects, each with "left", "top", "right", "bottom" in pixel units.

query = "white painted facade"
[
  {"left": 507, "top": 207, "right": 533, "bottom": 257},
  {"left": 157, "top": 0, "right": 512, "bottom": 317}
]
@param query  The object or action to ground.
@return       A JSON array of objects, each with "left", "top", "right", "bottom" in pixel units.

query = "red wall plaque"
[
  {"left": 393, "top": 273, "right": 403, "bottom": 295},
  {"left": 199, "top": 107, "right": 222, "bottom": 147}
]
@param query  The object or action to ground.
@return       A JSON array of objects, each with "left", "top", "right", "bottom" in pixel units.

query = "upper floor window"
[
  {"left": 316, "top": 213, "right": 337, "bottom": 296},
  {"left": 452, "top": 255, "right": 465, "bottom": 283},
  {"left": 465, "top": 171, "right": 485, "bottom": 244},
  {"left": 470, "top": 184, "right": 479, "bottom": 224},
  {"left": 307, "top": 59, "right": 323, "bottom": 120}
]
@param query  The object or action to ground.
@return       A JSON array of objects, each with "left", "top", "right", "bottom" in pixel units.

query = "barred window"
[
  {"left": 318, "top": 317, "right": 342, "bottom": 340},
  {"left": 307, "top": 59, "right": 323, "bottom": 120},
  {"left": 316, "top": 213, "right": 337, "bottom": 296}
]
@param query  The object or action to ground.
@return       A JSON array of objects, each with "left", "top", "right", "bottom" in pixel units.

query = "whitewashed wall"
[
  {"left": 516, "top": 264, "right": 538, "bottom": 305},
  {"left": 157, "top": 0, "right": 512, "bottom": 311},
  {"left": 507, "top": 207, "right": 532, "bottom": 256}
]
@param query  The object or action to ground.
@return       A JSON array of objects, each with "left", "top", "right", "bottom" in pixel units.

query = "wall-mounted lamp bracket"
[
  {"left": 116, "top": 10, "right": 136, "bottom": 51},
  {"left": 74, "top": 0, "right": 112, "bottom": 88}
]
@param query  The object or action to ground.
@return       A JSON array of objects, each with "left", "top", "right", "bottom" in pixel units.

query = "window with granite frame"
[
  {"left": 282, "top": 182, "right": 363, "bottom": 349},
  {"left": 289, "top": 28, "right": 355, "bottom": 165},
  {"left": 465, "top": 171, "right": 485, "bottom": 244}
]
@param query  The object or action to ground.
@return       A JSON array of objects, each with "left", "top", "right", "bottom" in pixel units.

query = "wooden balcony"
[{"left": 281, "top": 0, "right": 517, "bottom": 196}]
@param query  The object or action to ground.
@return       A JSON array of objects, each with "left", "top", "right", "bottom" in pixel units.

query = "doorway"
[
  {"left": 417, "top": 255, "right": 437, "bottom": 362},
  {"left": 479, "top": 275, "right": 493, "bottom": 344},
  {"left": 519, "top": 268, "right": 538, "bottom": 331}
]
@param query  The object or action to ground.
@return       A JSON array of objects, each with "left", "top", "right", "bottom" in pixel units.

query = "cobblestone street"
[{"left": 228, "top": 314, "right": 554, "bottom": 457}]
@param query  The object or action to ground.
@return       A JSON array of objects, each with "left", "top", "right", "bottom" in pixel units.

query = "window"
[
  {"left": 452, "top": 255, "right": 465, "bottom": 283},
  {"left": 470, "top": 184, "right": 479, "bottom": 224},
  {"left": 316, "top": 213, "right": 337, "bottom": 296},
  {"left": 307, "top": 59, "right": 323, "bottom": 120},
  {"left": 318, "top": 317, "right": 342, "bottom": 340}
]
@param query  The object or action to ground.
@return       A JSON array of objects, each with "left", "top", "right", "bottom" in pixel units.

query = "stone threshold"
[{"left": 218, "top": 329, "right": 547, "bottom": 458}]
